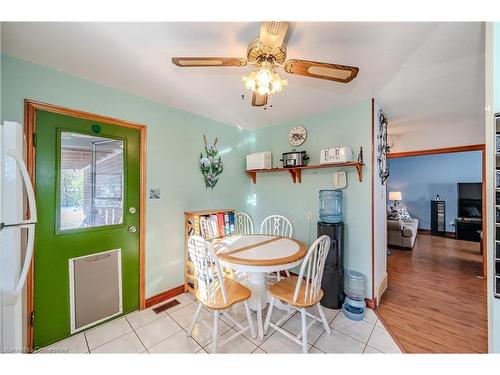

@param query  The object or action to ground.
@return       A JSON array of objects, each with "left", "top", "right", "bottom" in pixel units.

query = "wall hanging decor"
[
  {"left": 288, "top": 125, "right": 307, "bottom": 146},
  {"left": 199, "top": 135, "right": 223, "bottom": 189},
  {"left": 377, "top": 110, "right": 391, "bottom": 184}
]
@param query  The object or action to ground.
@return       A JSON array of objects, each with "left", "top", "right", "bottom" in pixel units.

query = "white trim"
[
  {"left": 485, "top": 22, "right": 496, "bottom": 353},
  {"left": 376, "top": 272, "right": 388, "bottom": 302},
  {"left": 68, "top": 248, "right": 123, "bottom": 334}
]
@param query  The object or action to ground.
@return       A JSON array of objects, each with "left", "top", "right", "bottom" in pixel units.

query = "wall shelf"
[{"left": 246, "top": 162, "right": 364, "bottom": 184}]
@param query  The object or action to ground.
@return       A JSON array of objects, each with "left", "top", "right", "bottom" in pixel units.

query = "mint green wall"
[
  {"left": 250, "top": 100, "right": 374, "bottom": 297},
  {"left": 1, "top": 53, "right": 375, "bottom": 300},
  {"left": 0, "top": 54, "right": 252, "bottom": 298}
]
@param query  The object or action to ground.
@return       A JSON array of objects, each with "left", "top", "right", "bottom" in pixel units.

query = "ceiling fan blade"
[
  {"left": 260, "top": 22, "right": 288, "bottom": 49},
  {"left": 172, "top": 57, "right": 247, "bottom": 67},
  {"left": 251, "top": 92, "right": 268, "bottom": 107},
  {"left": 284, "top": 59, "right": 359, "bottom": 83}
]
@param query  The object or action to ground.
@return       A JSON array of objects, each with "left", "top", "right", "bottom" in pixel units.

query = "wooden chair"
[
  {"left": 187, "top": 235, "right": 256, "bottom": 353},
  {"left": 260, "top": 214, "right": 293, "bottom": 238},
  {"left": 263, "top": 235, "right": 331, "bottom": 353},
  {"left": 229, "top": 212, "right": 255, "bottom": 282},
  {"left": 260, "top": 214, "right": 293, "bottom": 280},
  {"left": 235, "top": 212, "right": 254, "bottom": 235}
]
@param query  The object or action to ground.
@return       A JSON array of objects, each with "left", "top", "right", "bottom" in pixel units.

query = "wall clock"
[{"left": 289, "top": 125, "right": 307, "bottom": 146}]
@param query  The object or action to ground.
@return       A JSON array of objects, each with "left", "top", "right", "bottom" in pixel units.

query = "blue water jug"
[{"left": 319, "top": 189, "right": 343, "bottom": 223}]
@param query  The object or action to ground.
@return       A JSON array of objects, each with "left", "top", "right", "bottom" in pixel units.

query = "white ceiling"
[{"left": 1, "top": 22, "right": 484, "bottom": 132}]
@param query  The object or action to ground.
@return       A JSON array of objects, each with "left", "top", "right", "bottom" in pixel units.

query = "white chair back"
[
  {"left": 235, "top": 212, "right": 254, "bottom": 235},
  {"left": 260, "top": 215, "right": 293, "bottom": 238},
  {"left": 187, "top": 235, "right": 227, "bottom": 305},
  {"left": 293, "top": 235, "right": 330, "bottom": 304}
]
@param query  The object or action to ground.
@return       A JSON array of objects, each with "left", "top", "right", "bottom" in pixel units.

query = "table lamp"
[{"left": 389, "top": 191, "right": 402, "bottom": 210}]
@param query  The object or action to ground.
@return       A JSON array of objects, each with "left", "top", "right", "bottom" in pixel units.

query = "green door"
[{"left": 33, "top": 110, "right": 141, "bottom": 348}]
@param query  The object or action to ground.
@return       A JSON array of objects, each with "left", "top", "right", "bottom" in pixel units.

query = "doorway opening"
[{"left": 378, "top": 145, "right": 487, "bottom": 353}]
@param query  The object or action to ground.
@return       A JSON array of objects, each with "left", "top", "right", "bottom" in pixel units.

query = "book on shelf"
[
  {"left": 217, "top": 213, "right": 225, "bottom": 237},
  {"left": 224, "top": 212, "right": 230, "bottom": 235},
  {"left": 229, "top": 212, "right": 235, "bottom": 233},
  {"left": 210, "top": 214, "right": 219, "bottom": 239},
  {"left": 199, "top": 215, "right": 207, "bottom": 239},
  {"left": 197, "top": 211, "right": 235, "bottom": 240}
]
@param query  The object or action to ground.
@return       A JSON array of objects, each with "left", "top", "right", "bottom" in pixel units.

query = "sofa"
[{"left": 387, "top": 218, "right": 419, "bottom": 249}]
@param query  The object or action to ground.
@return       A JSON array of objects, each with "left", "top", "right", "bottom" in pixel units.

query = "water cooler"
[{"left": 318, "top": 221, "right": 345, "bottom": 309}]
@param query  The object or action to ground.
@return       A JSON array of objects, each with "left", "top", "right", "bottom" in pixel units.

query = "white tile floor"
[{"left": 38, "top": 293, "right": 402, "bottom": 354}]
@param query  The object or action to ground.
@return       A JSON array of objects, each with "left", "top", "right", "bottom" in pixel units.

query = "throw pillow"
[
  {"left": 387, "top": 208, "right": 399, "bottom": 221},
  {"left": 387, "top": 208, "right": 405, "bottom": 230},
  {"left": 397, "top": 207, "right": 412, "bottom": 221}
]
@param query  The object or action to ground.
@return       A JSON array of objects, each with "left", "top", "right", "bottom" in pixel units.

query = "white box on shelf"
[
  {"left": 320, "top": 146, "right": 354, "bottom": 164},
  {"left": 246, "top": 151, "right": 272, "bottom": 170}
]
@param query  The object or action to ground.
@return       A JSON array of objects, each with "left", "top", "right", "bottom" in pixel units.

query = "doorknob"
[{"left": 128, "top": 225, "right": 137, "bottom": 233}]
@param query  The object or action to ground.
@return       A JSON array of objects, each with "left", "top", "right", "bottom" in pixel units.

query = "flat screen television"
[{"left": 457, "top": 182, "right": 482, "bottom": 219}]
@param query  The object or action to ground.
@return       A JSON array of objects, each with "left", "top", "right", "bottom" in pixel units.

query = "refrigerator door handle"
[
  {"left": 6, "top": 148, "right": 37, "bottom": 223},
  {"left": 5, "top": 223, "right": 35, "bottom": 305}
]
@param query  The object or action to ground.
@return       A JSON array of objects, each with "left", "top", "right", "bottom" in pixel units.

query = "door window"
[{"left": 59, "top": 131, "right": 124, "bottom": 231}]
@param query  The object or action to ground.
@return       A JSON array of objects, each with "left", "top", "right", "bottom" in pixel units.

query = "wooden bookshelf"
[
  {"left": 246, "top": 162, "right": 364, "bottom": 184},
  {"left": 184, "top": 208, "right": 235, "bottom": 296}
]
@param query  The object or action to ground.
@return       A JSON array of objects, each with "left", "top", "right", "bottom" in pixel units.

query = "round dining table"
[{"left": 214, "top": 234, "right": 307, "bottom": 340}]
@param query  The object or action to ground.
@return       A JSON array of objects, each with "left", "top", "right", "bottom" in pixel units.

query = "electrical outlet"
[{"left": 307, "top": 211, "right": 313, "bottom": 220}]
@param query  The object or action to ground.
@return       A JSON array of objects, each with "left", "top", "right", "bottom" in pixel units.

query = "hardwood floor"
[{"left": 378, "top": 233, "right": 487, "bottom": 353}]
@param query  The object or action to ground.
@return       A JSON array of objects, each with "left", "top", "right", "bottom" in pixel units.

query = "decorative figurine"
[{"left": 200, "top": 135, "right": 223, "bottom": 189}]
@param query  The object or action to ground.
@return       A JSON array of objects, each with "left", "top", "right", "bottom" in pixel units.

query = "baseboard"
[
  {"left": 145, "top": 285, "right": 185, "bottom": 308},
  {"left": 376, "top": 273, "right": 388, "bottom": 302},
  {"left": 365, "top": 298, "right": 377, "bottom": 310},
  {"left": 418, "top": 228, "right": 455, "bottom": 238}
]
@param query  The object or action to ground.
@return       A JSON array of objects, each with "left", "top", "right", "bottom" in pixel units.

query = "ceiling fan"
[{"left": 172, "top": 22, "right": 360, "bottom": 107}]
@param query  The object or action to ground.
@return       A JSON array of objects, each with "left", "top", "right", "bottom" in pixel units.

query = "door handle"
[
  {"left": 128, "top": 225, "right": 137, "bottom": 233},
  {"left": 5, "top": 223, "right": 35, "bottom": 305},
  {"left": 6, "top": 149, "right": 37, "bottom": 224}
]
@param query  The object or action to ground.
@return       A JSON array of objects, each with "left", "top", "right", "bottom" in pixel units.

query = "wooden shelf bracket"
[{"left": 355, "top": 164, "right": 363, "bottom": 182}]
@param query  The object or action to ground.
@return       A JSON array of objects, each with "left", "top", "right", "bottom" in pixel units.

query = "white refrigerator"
[{"left": 0, "top": 121, "right": 37, "bottom": 353}]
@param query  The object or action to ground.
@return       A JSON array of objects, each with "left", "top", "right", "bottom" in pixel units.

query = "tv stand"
[{"left": 455, "top": 217, "right": 481, "bottom": 242}]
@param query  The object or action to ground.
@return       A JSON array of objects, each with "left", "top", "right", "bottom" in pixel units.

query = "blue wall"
[{"left": 387, "top": 151, "right": 482, "bottom": 232}]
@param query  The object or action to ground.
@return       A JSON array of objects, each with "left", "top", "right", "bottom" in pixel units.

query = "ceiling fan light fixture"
[
  {"left": 172, "top": 22, "right": 359, "bottom": 108},
  {"left": 243, "top": 61, "right": 287, "bottom": 97}
]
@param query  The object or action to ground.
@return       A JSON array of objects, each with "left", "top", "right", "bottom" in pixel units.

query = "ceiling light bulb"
[
  {"left": 244, "top": 78, "right": 256, "bottom": 91},
  {"left": 257, "top": 85, "right": 270, "bottom": 96},
  {"left": 243, "top": 75, "right": 256, "bottom": 91},
  {"left": 272, "top": 79, "right": 283, "bottom": 93},
  {"left": 256, "top": 68, "right": 272, "bottom": 87}
]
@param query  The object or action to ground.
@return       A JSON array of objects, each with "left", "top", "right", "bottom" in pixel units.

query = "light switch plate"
[{"left": 149, "top": 188, "right": 160, "bottom": 199}]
